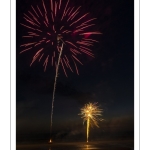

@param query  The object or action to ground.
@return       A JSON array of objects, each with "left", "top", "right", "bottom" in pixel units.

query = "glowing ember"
[{"left": 49, "top": 139, "right": 52, "bottom": 143}]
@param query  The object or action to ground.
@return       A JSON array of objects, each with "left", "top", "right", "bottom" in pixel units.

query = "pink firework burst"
[{"left": 20, "top": 0, "right": 102, "bottom": 76}]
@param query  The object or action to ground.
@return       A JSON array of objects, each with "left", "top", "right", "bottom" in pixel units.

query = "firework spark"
[
  {"left": 20, "top": 0, "right": 101, "bottom": 75},
  {"left": 79, "top": 102, "right": 103, "bottom": 142},
  {"left": 20, "top": 0, "right": 101, "bottom": 140}
]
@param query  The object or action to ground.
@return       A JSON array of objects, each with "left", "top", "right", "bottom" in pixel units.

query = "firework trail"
[
  {"left": 79, "top": 102, "right": 103, "bottom": 142},
  {"left": 50, "top": 39, "right": 64, "bottom": 135},
  {"left": 20, "top": 0, "right": 101, "bottom": 140}
]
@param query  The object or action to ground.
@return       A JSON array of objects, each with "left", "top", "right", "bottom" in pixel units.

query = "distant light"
[{"left": 49, "top": 139, "right": 52, "bottom": 143}]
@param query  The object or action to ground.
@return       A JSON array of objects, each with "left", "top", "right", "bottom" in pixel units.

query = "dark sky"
[{"left": 16, "top": 0, "right": 134, "bottom": 142}]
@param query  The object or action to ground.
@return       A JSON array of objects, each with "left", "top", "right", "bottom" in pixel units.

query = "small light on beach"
[{"left": 50, "top": 139, "right": 52, "bottom": 143}]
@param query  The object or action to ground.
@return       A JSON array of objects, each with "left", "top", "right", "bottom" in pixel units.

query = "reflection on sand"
[
  {"left": 48, "top": 144, "right": 100, "bottom": 150},
  {"left": 80, "top": 144, "right": 100, "bottom": 150}
]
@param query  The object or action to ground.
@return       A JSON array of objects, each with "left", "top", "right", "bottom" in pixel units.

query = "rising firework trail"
[
  {"left": 50, "top": 34, "right": 64, "bottom": 137},
  {"left": 20, "top": 0, "right": 101, "bottom": 141},
  {"left": 79, "top": 102, "right": 103, "bottom": 142}
]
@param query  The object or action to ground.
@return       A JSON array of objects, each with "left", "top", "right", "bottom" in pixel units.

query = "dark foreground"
[{"left": 16, "top": 140, "right": 134, "bottom": 150}]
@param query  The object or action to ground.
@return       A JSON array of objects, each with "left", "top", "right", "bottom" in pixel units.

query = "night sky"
[{"left": 16, "top": 0, "right": 134, "bottom": 143}]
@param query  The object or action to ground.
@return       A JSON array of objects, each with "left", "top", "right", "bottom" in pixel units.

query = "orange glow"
[
  {"left": 79, "top": 102, "right": 103, "bottom": 142},
  {"left": 49, "top": 139, "right": 52, "bottom": 143}
]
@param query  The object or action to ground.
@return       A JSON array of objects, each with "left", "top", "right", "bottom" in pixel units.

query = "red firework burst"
[{"left": 20, "top": 0, "right": 101, "bottom": 76}]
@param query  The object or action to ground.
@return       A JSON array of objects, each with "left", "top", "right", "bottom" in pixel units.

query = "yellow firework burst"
[{"left": 79, "top": 102, "right": 103, "bottom": 142}]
